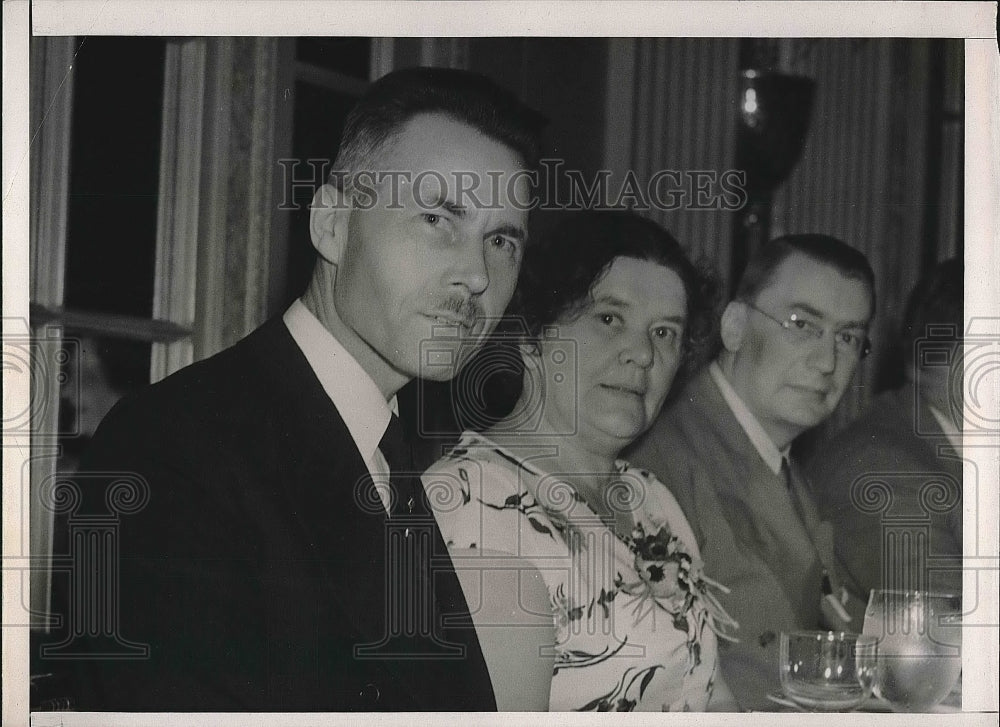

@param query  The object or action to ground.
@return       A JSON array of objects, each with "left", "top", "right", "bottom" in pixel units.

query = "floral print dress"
[{"left": 423, "top": 432, "right": 737, "bottom": 712}]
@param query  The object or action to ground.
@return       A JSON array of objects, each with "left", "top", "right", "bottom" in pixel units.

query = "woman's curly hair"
[{"left": 509, "top": 210, "right": 719, "bottom": 383}]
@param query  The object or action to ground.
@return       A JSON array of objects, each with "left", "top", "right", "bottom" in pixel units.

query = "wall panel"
[
  {"left": 605, "top": 38, "right": 741, "bottom": 280},
  {"left": 774, "top": 39, "right": 931, "bottom": 428}
]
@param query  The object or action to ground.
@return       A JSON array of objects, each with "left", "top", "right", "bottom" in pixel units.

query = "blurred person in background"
[
  {"left": 57, "top": 334, "right": 147, "bottom": 471},
  {"left": 807, "top": 257, "right": 964, "bottom": 599}
]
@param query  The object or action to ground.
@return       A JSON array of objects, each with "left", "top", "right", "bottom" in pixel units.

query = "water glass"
[
  {"left": 779, "top": 630, "right": 878, "bottom": 711},
  {"left": 862, "top": 589, "right": 962, "bottom": 712}
]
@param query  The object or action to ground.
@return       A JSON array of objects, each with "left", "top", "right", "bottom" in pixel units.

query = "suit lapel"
[
  {"left": 241, "top": 319, "right": 494, "bottom": 708},
  {"left": 244, "top": 320, "right": 393, "bottom": 644}
]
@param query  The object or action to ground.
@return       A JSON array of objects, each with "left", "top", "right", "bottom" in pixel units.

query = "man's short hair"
[
  {"left": 901, "top": 257, "right": 963, "bottom": 370},
  {"left": 733, "top": 233, "right": 876, "bottom": 317},
  {"left": 331, "top": 66, "right": 546, "bottom": 192}
]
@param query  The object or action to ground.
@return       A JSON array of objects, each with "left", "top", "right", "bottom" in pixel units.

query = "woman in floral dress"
[{"left": 423, "top": 211, "right": 737, "bottom": 711}]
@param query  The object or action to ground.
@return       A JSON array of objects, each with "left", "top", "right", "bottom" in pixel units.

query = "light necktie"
[{"left": 780, "top": 456, "right": 793, "bottom": 490}]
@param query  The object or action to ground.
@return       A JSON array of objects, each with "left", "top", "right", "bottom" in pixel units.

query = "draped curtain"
[{"left": 604, "top": 38, "right": 741, "bottom": 277}]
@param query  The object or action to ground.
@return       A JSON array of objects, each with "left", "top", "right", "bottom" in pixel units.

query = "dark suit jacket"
[
  {"left": 624, "top": 368, "right": 840, "bottom": 711},
  {"left": 45, "top": 318, "right": 496, "bottom": 711},
  {"left": 806, "top": 384, "right": 963, "bottom": 597}
]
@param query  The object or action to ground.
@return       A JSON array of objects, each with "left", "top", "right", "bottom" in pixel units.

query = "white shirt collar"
[
  {"left": 928, "top": 404, "right": 962, "bottom": 450},
  {"left": 709, "top": 361, "right": 788, "bottom": 475},
  {"left": 283, "top": 298, "right": 396, "bottom": 466}
]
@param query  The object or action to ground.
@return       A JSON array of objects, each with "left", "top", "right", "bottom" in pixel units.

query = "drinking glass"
[
  {"left": 862, "top": 589, "right": 962, "bottom": 712},
  {"left": 779, "top": 630, "right": 878, "bottom": 711}
]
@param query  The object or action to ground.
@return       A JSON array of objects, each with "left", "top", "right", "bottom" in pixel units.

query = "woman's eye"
[
  {"left": 422, "top": 213, "right": 440, "bottom": 226},
  {"left": 654, "top": 327, "right": 678, "bottom": 341}
]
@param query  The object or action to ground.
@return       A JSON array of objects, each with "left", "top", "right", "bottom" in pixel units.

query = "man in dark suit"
[
  {"left": 626, "top": 234, "right": 875, "bottom": 710},
  {"left": 45, "top": 67, "right": 544, "bottom": 711},
  {"left": 808, "top": 258, "right": 963, "bottom": 599}
]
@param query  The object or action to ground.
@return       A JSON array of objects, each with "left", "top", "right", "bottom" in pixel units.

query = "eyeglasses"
[{"left": 745, "top": 303, "right": 872, "bottom": 359}]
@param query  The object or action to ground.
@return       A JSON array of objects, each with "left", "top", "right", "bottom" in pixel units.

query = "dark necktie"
[
  {"left": 378, "top": 413, "right": 414, "bottom": 516},
  {"left": 361, "top": 419, "right": 496, "bottom": 707}
]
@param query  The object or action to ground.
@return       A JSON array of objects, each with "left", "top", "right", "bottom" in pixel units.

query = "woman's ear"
[
  {"left": 309, "top": 183, "right": 350, "bottom": 263},
  {"left": 719, "top": 301, "right": 749, "bottom": 353},
  {"left": 516, "top": 340, "right": 545, "bottom": 390}
]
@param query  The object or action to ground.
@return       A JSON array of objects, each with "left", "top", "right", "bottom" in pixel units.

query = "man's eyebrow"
[
  {"left": 790, "top": 302, "right": 868, "bottom": 328},
  {"left": 421, "top": 192, "right": 468, "bottom": 219},
  {"left": 487, "top": 223, "right": 527, "bottom": 242},
  {"left": 789, "top": 303, "right": 826, "bottom": 319},
  {"left": 659, "top": 314, "right": 688, "bottom": 324}
]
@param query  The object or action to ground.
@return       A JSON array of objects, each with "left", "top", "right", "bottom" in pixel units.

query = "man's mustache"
[{"left": 431, "top": 295, "right": 484, "bottom": 329}]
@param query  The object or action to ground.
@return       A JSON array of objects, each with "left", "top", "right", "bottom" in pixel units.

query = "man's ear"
[
  {"left": 518, "top": 340, "right": 541, "bottom": 364},
  {"left": 720, "top": 301, "right": 749, "bottom": 353},
  {"left": 309, "top": 183, "right": 350, "bottom": 263}
]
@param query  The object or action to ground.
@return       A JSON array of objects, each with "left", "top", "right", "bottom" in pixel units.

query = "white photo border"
[{"left": 4, "top": 2, "right": 998, "bottom": 726}]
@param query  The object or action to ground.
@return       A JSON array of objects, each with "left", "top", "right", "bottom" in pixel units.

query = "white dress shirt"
[{"left": 284, "top": 298, "right": 396, "bottom": 514}]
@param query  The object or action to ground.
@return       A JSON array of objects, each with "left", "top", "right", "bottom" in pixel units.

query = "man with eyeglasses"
[{"left": 626, "top": 233, "right": 875, "bottom": 711}]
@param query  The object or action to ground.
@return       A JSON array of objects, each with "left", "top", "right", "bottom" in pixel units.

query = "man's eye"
[
  {"left": 489, "top": 235, "right": 517, "bottom": 253},
  {"left": 653, "top": 326, "right": 678, "bottom": 342},
  {"left": 422, "top": 213, "right": 440, "bottom": 225},
  {"left": 789, "top": 316, "right": 821, "bottom": 336},
  {"left": 599, "top": 313, "right": 620, "bottom": 326}
]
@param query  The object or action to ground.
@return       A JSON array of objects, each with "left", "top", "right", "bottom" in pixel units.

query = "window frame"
[{"left": 29, "top": 36, "right": 205, "bottom": 622}]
